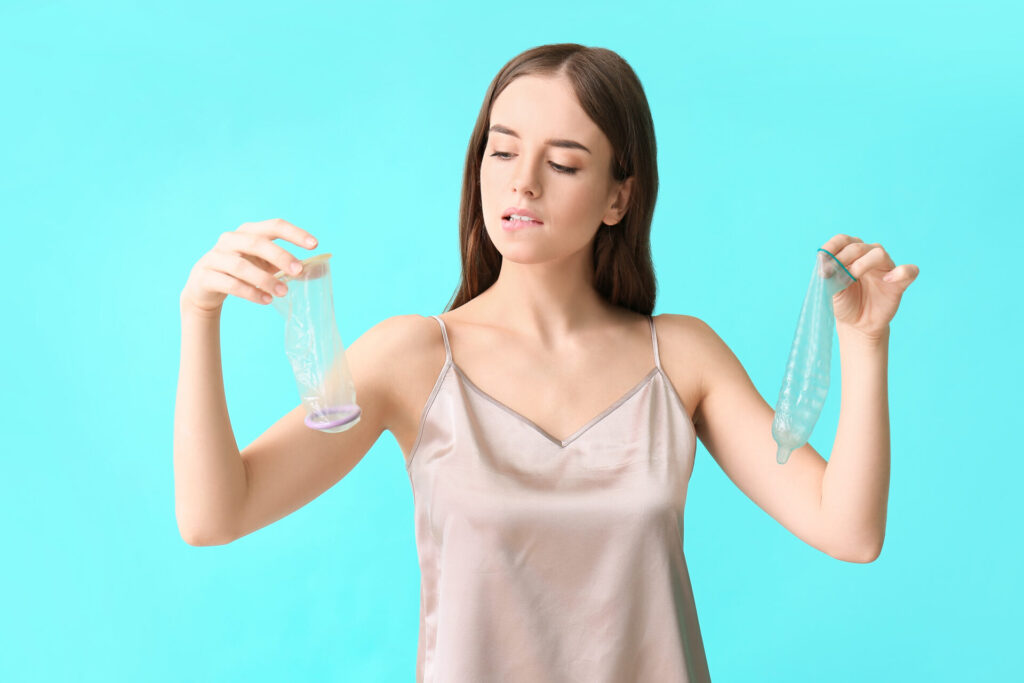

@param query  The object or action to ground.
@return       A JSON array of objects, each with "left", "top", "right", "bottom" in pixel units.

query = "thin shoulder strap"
[
  {"left": 431, "top": 315, "right": 452, "bottom": 364},
  {"left": 648, "top": 315, "right": 662, "bottom": 370}
]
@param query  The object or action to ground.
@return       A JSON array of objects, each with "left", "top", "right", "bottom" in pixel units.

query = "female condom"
[
  {"left": 772, "top": 248, "right": 856, "bottom": 464},
  {"left": 270, "top": 253, "right": 362, "bottom": 433}
]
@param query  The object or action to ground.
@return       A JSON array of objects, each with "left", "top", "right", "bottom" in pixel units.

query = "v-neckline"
[{"left": 450, "top": 362, "right": 661, "bottom": 449}]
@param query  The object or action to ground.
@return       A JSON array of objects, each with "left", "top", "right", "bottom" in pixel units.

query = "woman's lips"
[{"left": 501, "top": 216, "right": 543, "bottom": 231}]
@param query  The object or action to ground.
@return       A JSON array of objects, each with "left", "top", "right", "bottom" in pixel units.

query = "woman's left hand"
[{"left": 821, "top": 234, "right": 920, "bottom": 344}]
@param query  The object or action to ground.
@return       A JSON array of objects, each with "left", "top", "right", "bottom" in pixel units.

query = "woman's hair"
[{"left": 445, "top": 43, "right": 659, "bottom": 315}]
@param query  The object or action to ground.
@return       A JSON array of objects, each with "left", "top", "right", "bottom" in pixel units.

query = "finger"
[
  {"left": 201, "top": 266, "right": 276, "bottom": 305},
  {"left": 883, "top": 264, "right": 919, "bottom": 284},
  {"left": 820, "top": 239, "right": 867, "bottom": 278},
  {"left": 240, "top": 218, "right": 318, "bottom": 250},
  {"left": 822, "top": 241, "right": 865, "bottom": 277},
  {"left": 207, "top": 246, "right": 290, "bottom": 300},
  {"left": 218, "top": 230, "right": 305, "bottom": 282},
  {"left": 820, "top": 233, "right": 864, "bottom": 258},
  {"left": 844, "top": 243, "right": 896, "bottom": 279},
  {"left": 241, "top": 252, "right": 279, "bottom": 274}
]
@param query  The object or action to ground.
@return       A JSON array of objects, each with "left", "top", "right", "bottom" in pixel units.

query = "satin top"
[{"left": 404, "top": 314, "right": 711, "bottom": 682}]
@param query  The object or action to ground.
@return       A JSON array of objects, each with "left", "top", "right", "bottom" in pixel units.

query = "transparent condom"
[
  {"left": 772, "top": 248, "right": 856, "bottom": 464},
  {"left": 270, "top": 253, "right": 362, "bottom": 433}
]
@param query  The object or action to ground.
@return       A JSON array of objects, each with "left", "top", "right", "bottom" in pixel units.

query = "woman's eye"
[{"left": 489, "top": 152, "right": 578, "bottom": 175}]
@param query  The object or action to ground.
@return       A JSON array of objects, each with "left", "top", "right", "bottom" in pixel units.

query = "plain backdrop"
[{"left": 1, "top": 1, "right": 1020, "bottom": 681}]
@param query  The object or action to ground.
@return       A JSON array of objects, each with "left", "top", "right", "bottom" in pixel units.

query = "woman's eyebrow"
[{"left": 488, "top": 124, "right": 591, "bottom": 154}]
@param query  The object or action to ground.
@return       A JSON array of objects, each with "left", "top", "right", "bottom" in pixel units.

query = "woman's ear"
[{"left": 602, "top": 176, "right": 634, "bottom": 226}]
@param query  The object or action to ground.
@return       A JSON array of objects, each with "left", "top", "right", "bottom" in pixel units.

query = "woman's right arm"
[
  {"left": 174, "top": 219, "right": 399, "bottom": 546},
  {"left": 174, "top": 304, "right": 249, "bottom": 545}
]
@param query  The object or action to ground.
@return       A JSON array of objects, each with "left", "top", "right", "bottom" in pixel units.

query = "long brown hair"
[{"left": 445, "top": 43, "right": 659, "bottom": 315}]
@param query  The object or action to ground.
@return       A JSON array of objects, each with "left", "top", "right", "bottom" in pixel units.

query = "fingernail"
[
  {"left": 306, "top": 237, "right": 317, "bottom": 247},
  {"left": 883, "top": 272, "right": 896, "bottom": 282}
]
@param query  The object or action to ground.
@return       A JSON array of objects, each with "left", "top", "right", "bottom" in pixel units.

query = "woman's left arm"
[{"left": 819, "top": 235, "right": 920, "bottom": 560}]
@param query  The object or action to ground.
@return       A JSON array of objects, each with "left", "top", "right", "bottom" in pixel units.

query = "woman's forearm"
[
  {"left": 173, "top": 300, "right": 248, "bottom": 545},
  {"left": 820, "top": 324, "right": 891, "bottom": 561}
]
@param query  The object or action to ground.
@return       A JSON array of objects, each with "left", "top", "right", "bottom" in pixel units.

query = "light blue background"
[{"left": 2, "top": 1, "right": 1019, "bottom": 681}]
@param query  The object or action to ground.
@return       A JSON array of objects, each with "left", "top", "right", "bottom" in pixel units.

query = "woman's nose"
[{"left": 512, "top": 165, "right": 539, "bottom": 196}]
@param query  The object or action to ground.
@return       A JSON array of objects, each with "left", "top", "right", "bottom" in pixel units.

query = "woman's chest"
[
  {"left": 391, "top": 315, "right": 703, "bottom": 460},
  {"left": 395, "top": 360, "right": 700, "bottom": 463}
]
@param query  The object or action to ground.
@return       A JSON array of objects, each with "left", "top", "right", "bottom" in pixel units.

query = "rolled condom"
[
  {"left": 270, "top": 253, "right": 362, "bottom": 433},
  {"left": 772, "top": 248, "right": 856, "bottom": 464}
]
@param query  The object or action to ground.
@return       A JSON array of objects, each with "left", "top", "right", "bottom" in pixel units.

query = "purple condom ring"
[{"left": 305, "top": 404, "right": 362, "bottom": 430}]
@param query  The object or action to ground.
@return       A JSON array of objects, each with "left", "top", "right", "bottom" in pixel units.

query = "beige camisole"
[{"left": 404, "top": 314, "right": 711, "bottom": 682}]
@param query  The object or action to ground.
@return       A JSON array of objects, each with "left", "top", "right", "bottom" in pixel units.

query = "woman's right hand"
[{"left": 180, "top": 218, "right": 319, "bottom": 316}]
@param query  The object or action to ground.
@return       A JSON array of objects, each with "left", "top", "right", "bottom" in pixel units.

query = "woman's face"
[{"left": 479, "top": 73, "right": 632, "bottom": 265}]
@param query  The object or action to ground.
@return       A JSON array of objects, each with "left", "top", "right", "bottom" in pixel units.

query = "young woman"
[{"left": 175, "top": 43, "right": 917, "bottom": 682}]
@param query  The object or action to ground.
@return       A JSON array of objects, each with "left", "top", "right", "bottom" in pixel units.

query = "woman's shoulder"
[
  {"left": 653, "top": 313, "right": 731, "bottom": 371},
  {"left": 628, "top": 313, "right": 704, "bottom": 425},
  {"left": 349, "top": 314, "right": 448, "bottom": 403},
  {"left": 653, "top": 312, "right": 710, "bottom": 341},
  {"left": 355, "top": 314, "right": 451, "bottom": 450},
  {"left": 363, "top": 314, "right": 446, "bottom": 360}
]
